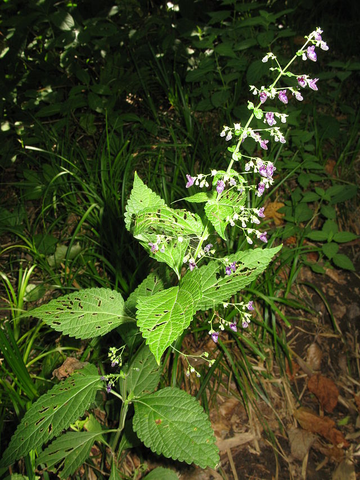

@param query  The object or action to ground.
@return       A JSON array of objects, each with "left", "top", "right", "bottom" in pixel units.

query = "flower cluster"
[
  {"left": 183, "top": 27, "right": 328, "bottom": 272},
  {"left": 209, "top": 299, "right": 255, "bottom": 343}
]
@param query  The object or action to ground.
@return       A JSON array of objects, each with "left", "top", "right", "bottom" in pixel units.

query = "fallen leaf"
[
  {"left": 264, "top": 201, "right": 285, "bottom": 226},
  {"left": 288, "top": 427, "right": 316, "bottom": 460},
  {"left": 306, "top": 343, "right": 323, "bottom": 371},
  {"left": 314, "top": 442, "right": 345, "bottom": 463},
  {"left": 308, "top": 375, "right": 339, "bottom": 413},
  {"left": 332, "top": 458, "right": 356, "bottom": 479},
  {"left": 294, "top": 407, "right": 349, "bottom": 448},
  {"left": 325, "top": 159, "right": 336, "bottom": 176},
  {"left": 286, "top": 359, "right": 300, "bottom": 381},
  {"left": 52, "top": 357, "right": 89, "bottom": 380}
]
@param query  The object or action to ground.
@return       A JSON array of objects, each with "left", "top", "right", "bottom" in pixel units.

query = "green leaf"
[
  {"left": 330, "top": 185, "right": 357, "bottom": 204},
  {"left": 29, "top": 288, "right": 130, "bottom": 339},
  {"left": 257, "top": 31, "right": 274, "bottom": 47},
  {"left": 0, "top": 364, "right": 102, "bottom": 468},
  {"left": 197, "top": 246, "right": 282, "bottom": 310},
  {"left": 246, "top": 59, "right": 268, "bottom": 85},
  {"left": 332, "top": 254, "right": 355, "bottom": 271},
  {"left": 301, "top": 192, "right": 320, "bottom": 203},
  {"left": 183, "top": 191, "right": 216, "bottom": 203},
  {"left": 110, "top": 461, "right": 122, "bottom": 480},
  {"left": 333, "top": 231, "right": 358, "bottom": 243},
  {"left": 136, "top": 271, "right": 201, "bottom": 363},
  {"left": 204, "top": 189, "right": 245, "bottom": 240},
  {"left": 125, "top": 272, "right": 165, "bottom": 317},
  {"left": 133, "top": 206, "right": 203, "bottom": 239},
  {"left": 125, "top": 173, "right": 166, "bottom": 231},
  {"left": 211, "top": 89, "right": 230, "bottom": 107},
  {"left": 323, "top": 220, "right": 338, "bottom": 235},
  {"left": 133, "top": 387, "right": 219, "bottom": 469},
  {"left": 322, "top": 242, "right": 339, "bottom": 259},
  {"left": 51, "top": 10, "right": 75, "bottom": 31},
  {"left": 143, "top": 467, "right": 179, "bottom": 480},
  {"left": 298, "top": 173, "right": 311, "bottom": 189},
  {"left": 320, "top": 204, "right": 336, "bottom": 220},
  {"left": 294, "top": 203, "right": 313, "bottom": 223},
  {"left": 36, "top": 431, "right": 104, "bottom": 479},
  {"left": 125, "top": 344, "right": 161, "bottom": 397},
  {"left": 305, "top": 231, "right": 329, "bottom": 242}
]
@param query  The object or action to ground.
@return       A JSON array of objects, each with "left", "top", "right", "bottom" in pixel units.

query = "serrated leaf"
[
  {"left": 36, "top": 431, "right": 104, "bottom": 479},
  {"left": 332, "top": 254, "right": 355, "bottom": 271},
  {"left": 298, "top": 173, "right": 311, "bottom": 189},
  {"left": 197, "top": 246, "right": 282, "bottom": 310},
  {"left": 125, "top": 272, "right": 165, "bottom": 317},
  {"left": 333, "top": 231, "right": 358, "bottom": 243},
  {"left": 125, "top": 344, "right": 161, "bottom": 397},
  {"left": 133, "top": 387, "right": 219, "bottom": 469},
  {"left": 0, "top": 364, "right": 102, "bottom": 468},
  {"left": 125, "top": 173, "right": 165, "bottom": 231},
  {"left": 29, "top": 288, "right": 130, "bottom": 339},
  {"left": 183, "top": 191, "right": 216, "bottom": 203},
  {"left": 139, "top": 237, "right": 190, "bottom": 279},
  {"left": 204, "top": 189, "right": 245, "bottom": 240},
  {"left": 133, "top": 206, "right": 203, "bottom": 238},
  {"left": 322, "top": 242, "right": 339, "bottom": 259},
  {"left": 136, "top": 271, "right": 201, "bottom": 363},
  {"left": 143, "top": 467, "right": 179, "bottom": 480},
  {"left": 306, "top": 231, "right": 329, "bottom": 242}
]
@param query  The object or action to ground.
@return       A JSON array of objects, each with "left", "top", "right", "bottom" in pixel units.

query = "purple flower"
[
  {"left": 230, "top": 262, "right": 236, "bottom": 272},
  {"left": 106, "top": 384, "right": 112, "bottom": 393},
  {"left": 259, "top": 163, "right": 267, "bottom": 177},
  {"left": 111, "top": 361, "right": 118, "bottom": 367},
  {"left": 258, "top": 207, "right": 265, "bottom": 218},
  {"left": 308, "top": 78, "right": 319, "bottom": 91},
  {"left": 189, "top": 260, "right": 197, "bottom": 271},
  {"left": 258, "top": 183, "right": 265, "bottom": 196},
  {"left": 229, "top": 322, "right": 237, "bottom": 332},
  {"left": 225, "top": 265, "right": 232, "bottom": 275},
  {"left": 260, "top": 139, "right": 269, "bottom": 150},
  {"left": 225, "top": 132, "right": 232, "bottom": 141},
  {"left": 259, "top": 91, "right": 267, "bottom": 104},
  {"left": 294, "top": 91, "right": 303, "bottom": 101},
  {"left": 204, "top": 243, "right": 213, "bottom": 253},
  {"left": 297, "top": 76, "right": 307, "bottom": 88},
  {"left": 211, "top": 331, "right": 219, "bottom": 343},
  {"left": 259, "top": 232, "right": 268, "bottom": 243},
  {"left": 186, "top": 174, "right": 195, "bottom": 188},
  {"left": 248, "top": 300, "right": 254, "bottom": 311},
  {"left": 216, "top": 180, "right": 225, "bottom": 194},
  {"left": 148, "top": 242, "right": 159, "bottom": 253},
  {"left": 278, "top": 90, "right": 288, "bottom": 104},
  {"left": 307, "top": 45, "right": 317, "bottom": 62},
  {"left": 265, "top": 112, "right": 276, "bottom": 126},
  {"left": 242, "top": 321, "right": 249, "bottom": 328},
  {"left": 266, "top": 163, "right": 275, "bottom": 178}
]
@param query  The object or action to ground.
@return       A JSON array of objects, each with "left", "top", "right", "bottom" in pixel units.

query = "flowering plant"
[{"left": 0, "top": 28, "right": 328, "bottom": 476}]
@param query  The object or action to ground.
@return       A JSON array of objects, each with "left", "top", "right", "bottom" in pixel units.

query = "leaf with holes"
[
  {"left": 204, "top": 189, "right": 246, "bottom": 240},
  {"left": 133, "top": 387, "right": 219, "bottom": 469},
  {"left": 29, "top": 288, "right": 131, "bottom": 339},
  {"left": 133, "top": 206, "right": 203, "bottom": 239},
  {"left": 125, "top": 173, "right": 165, "bottom": 231},
  {"left": 0, "top": 364, "right": 102, "bottom": 468},
  {"left": 125, "top": 344, "right": 161, "bottom": 397},
  {"left": 125, "top": 272, "right": 165, "bottom": 317},
  {"left": 139, "top": 236, "right": 190, "bottom": 279},
  {"left": 136, "top": 271, "right": 201, "bottom": 364},
  {"left": 36, "top": 431, "right": 105, "bottom": 479},
  {"left": 196, "top": 245, "right": 282, "bottom": 310}
]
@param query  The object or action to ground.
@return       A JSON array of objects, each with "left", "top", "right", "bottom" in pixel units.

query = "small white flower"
[
  {"left": 211, "top": 169, "right": 217, "bottom": 176},
  {"left": 234, "top": 123, "right": 241, "bottom": 130},
  {"left": 178, "top": 236, "right": 184, "bottom": 243}
]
